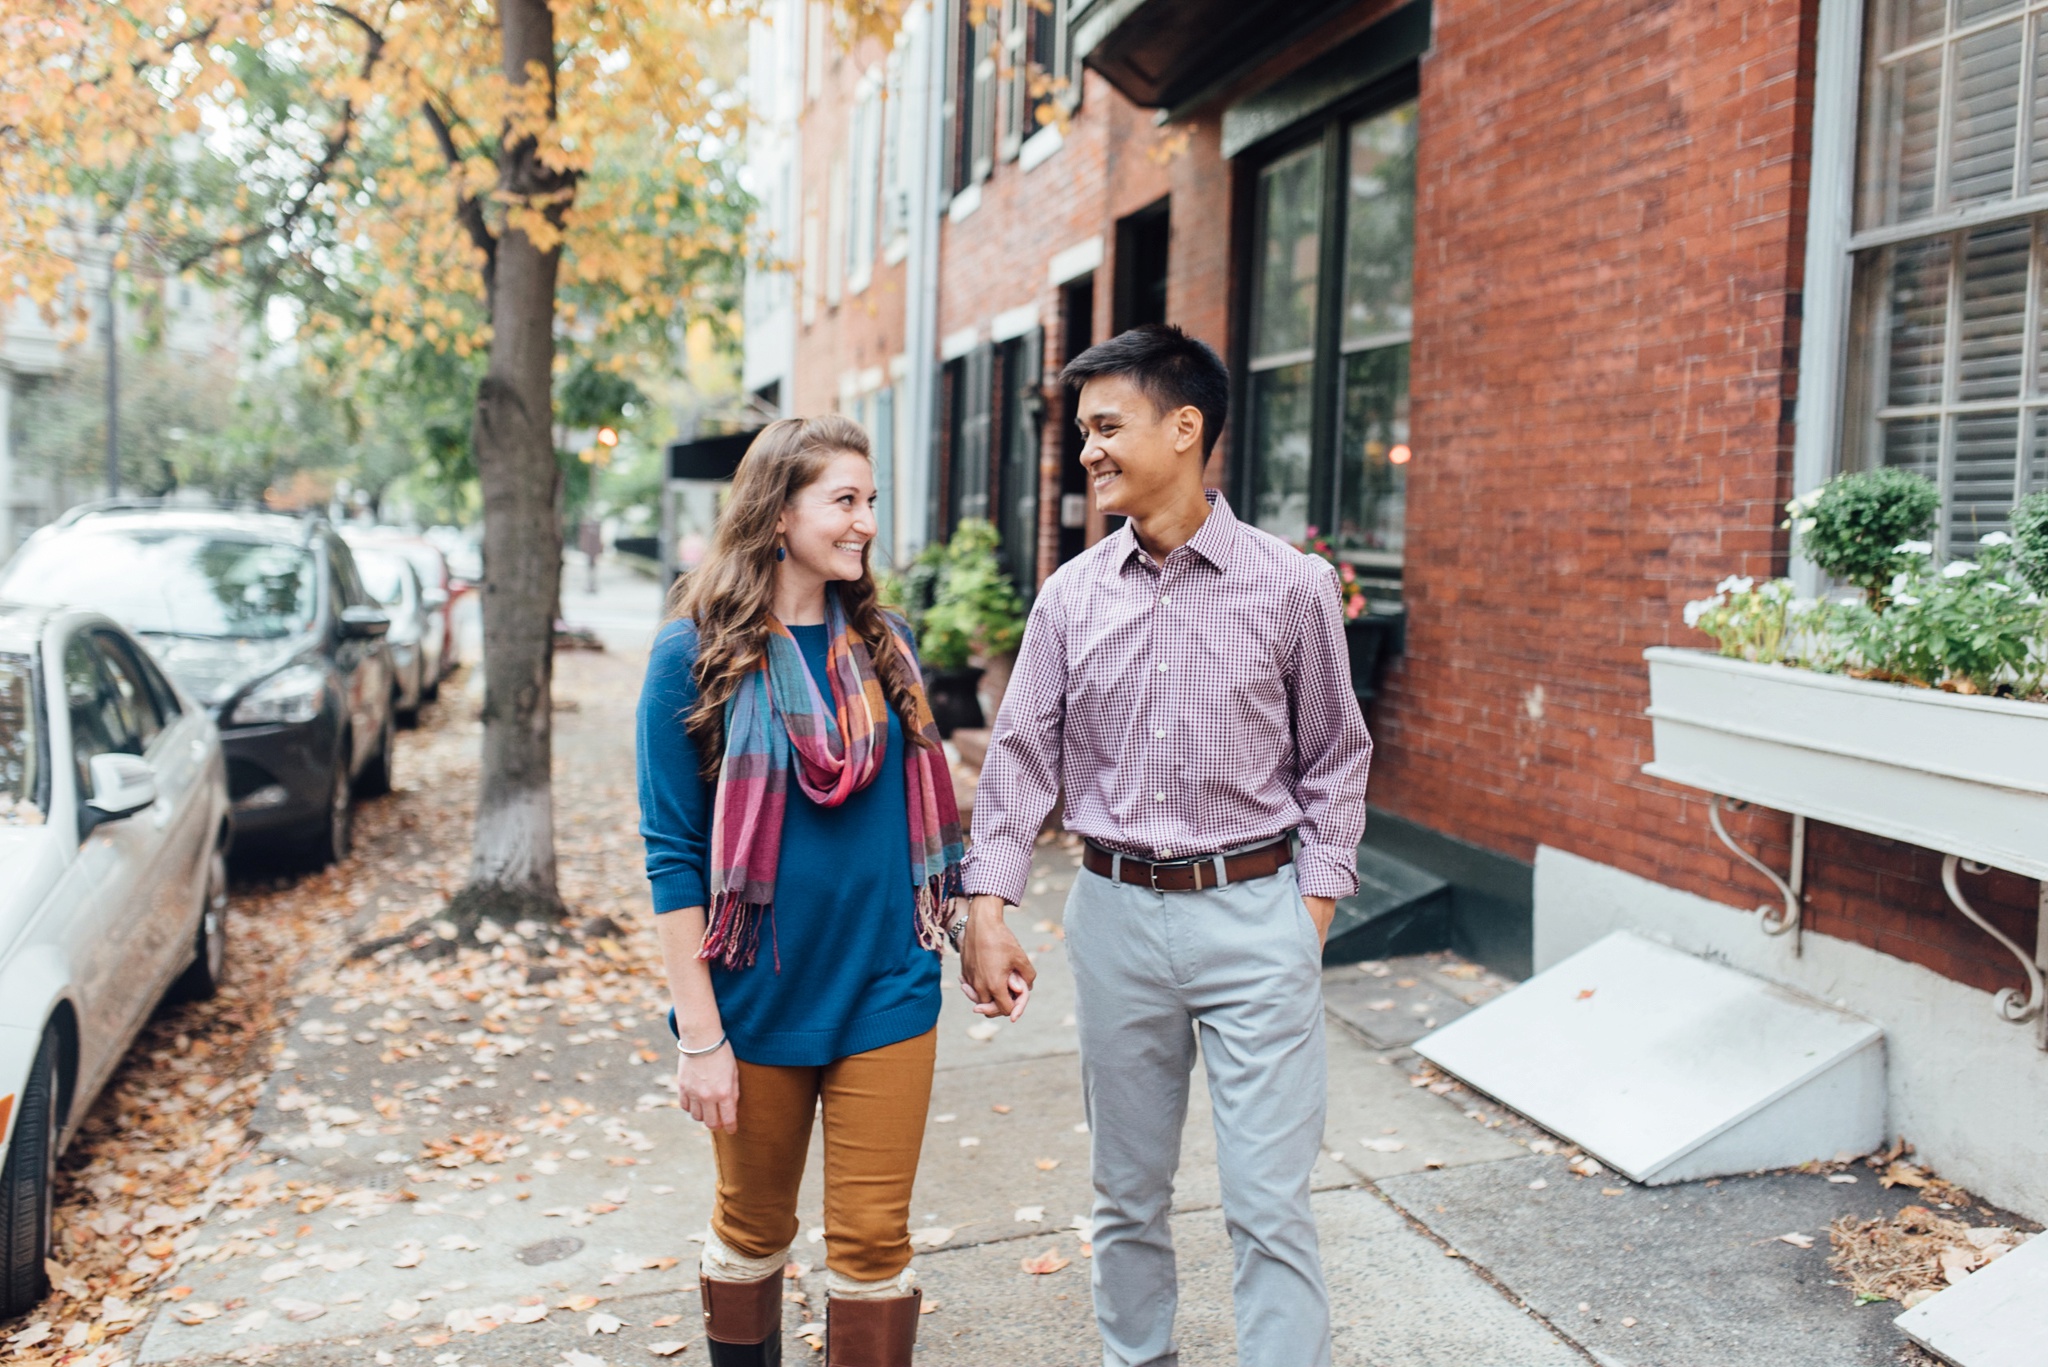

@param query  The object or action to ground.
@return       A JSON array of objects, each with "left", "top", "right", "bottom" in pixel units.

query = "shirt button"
[
  {"left": 1159, "top": 849, "right": 1173, "bottom": 859},
  {"left": 1157, "top": 662, "right": 1169, "bottom": 673},
  {"left": 1159, "top": 595, "right": 1170, "bottom": 606},
  {"left": 1154, "top": 792, "right": 1167, "bottom": 802},
  {"left": 1154, "top": 728, "right": 1166, "bottom": 739}
]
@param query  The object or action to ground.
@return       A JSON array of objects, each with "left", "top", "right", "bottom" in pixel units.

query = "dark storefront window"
[{"left": 1240, "top": 91, "right": 1416, "bottom": 576}]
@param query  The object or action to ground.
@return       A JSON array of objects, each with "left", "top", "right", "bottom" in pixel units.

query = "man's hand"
[
  {"left": 1304, "top": 894, "right": 1337, "bottom": 948},
  {"left": 958, "top": 894, "right": 1037, "bottom": 1020}
]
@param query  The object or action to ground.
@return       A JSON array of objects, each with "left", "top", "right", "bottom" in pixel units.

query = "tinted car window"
[
  {"left": 64, "top": 636, "right": 138, "bottom": 798},
  {"left": 93, "top": 632, "right": 165, "bottom": 750},
  {"left": 3, "top": 530, "right": 317, "bottom": 639}
]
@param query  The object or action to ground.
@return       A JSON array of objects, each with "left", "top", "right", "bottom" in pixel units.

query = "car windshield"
[
  {"left": 2, "top": 529, "right": 317, "bottom": 640},
  {"left": 353, "top": 551, "right": 412, "bottom": 608},
  {"left": 0, "top": 654, "right": 41, "bottom": 823}
]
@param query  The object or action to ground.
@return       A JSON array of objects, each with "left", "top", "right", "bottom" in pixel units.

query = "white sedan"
[{"left": 0, "top": 602, "right": 231, "bottom": 1315}]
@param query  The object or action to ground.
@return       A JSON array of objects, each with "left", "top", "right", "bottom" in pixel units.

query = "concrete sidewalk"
[{"left": 127, "top": 639, "right": 1941, "bottom": 1367}]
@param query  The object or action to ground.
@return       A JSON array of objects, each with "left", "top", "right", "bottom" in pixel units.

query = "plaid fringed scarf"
[{"left": 699, "top": 589, "right": 965, "bottom": 970}]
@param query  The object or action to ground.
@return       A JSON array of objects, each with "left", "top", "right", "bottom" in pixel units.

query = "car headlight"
[{"left": 230, "top": 664, "right": 328, "bottom": 726}]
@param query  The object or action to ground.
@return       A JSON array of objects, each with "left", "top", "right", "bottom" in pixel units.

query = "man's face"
[{"left": 1074, "top": 374, "right": 1205, "bottom": 519}]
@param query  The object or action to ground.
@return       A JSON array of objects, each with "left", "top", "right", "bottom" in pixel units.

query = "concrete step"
[
  {"left": 1323, "top": 844, "right": 1452, "bottom": 965},
  {"left": 1896, "top": 1227, "right": 2048, "bottom": 1367},
  {"left": 1412, "top": 930, "right": 1886, "bottom": 1185}
]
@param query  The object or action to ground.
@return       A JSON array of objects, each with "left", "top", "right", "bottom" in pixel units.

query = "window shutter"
[
  {"left": 998, "top": 0, "right": 1028, "bottom": 163},
  {"left": 970, "top": 14, "right": 997, "bottom": 184},
  {"left": 1006, "top": 326, "right": 1045, "bottom": 590},
  {"left": 940, "top": 0, "right": 962, "bottom": 200},
  {"left": 960, "top": 341, "right": 995, "bottom": 523}
]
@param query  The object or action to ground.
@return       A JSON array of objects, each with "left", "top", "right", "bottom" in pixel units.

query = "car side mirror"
[
  {"left": 339, "top": 605, "right": 391, "bottom": 639},
  {"left": 86, "top": 752, "right": 156, "bottom": 821}
]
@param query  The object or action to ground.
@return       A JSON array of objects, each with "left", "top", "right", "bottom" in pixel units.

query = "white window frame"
[{"left": 1798, "top": 0, "right": 2048, "bottom": 578}]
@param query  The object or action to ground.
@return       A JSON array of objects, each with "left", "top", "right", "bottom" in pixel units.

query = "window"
[
  {"left": 92, "top": 632, "right": 165, "bottom": 752},
  {"left": 826, "top": 153, "right": 846, "bottom": 308},
  {"left": 880, "top": 51, "right": 911, "bottom": 255},
  {"left": 1239, "top": 94, "right": 1416, "bottom": 572},
  {"left": 943, "top": 0, "right": 1000, "bottom": 195},
  {"left": 1841, "top": 0, "right": 2048, "bottom": 555},
  {"left": 847, "top": 79, "right": 881, "bottom": 294},
  {"left": 64, "top": 636, "right": 138, "bottom": 804},
  {"left": 998, "top": 0, "right": 1030, "bottom": 162},
  {"left": 995, "top": 328, "right": 1044, "bottom": 592}
]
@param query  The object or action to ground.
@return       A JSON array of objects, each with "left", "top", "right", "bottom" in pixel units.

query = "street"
[{"left": 12, "top": 560, "right": 1977, "bottom": 1367}]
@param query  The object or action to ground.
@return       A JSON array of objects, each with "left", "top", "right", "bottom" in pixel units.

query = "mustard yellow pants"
[{"left": 710, "top": 1028, "right": 936, "bottom": 1282}]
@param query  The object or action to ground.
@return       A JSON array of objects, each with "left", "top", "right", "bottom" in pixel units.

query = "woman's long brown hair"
[{"left": 668, "top": 414, "right": 932, "bottom": 776}]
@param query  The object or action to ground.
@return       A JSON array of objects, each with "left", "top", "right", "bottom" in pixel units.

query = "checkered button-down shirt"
[{"left": 962, "top": 491, "right": 1372, "bottom": 905}]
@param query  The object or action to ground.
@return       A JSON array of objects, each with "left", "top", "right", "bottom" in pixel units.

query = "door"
[
  {"left": 94, "top": 630, "right": 208, "bottom": 1007},
  {"left": 49, "top": 632, "right": 162, "bottom": 1104}
]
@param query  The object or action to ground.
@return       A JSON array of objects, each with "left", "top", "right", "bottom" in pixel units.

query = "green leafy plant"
[
  {"left": 2011, "top": 490, "right": 2048, "bottom": 598},
  {"left": 1683, "top": 577, "right": 1846, "bottom": 667},
  {"left": 915, "top": 520, "right": 1027, "bottom": 670},
  {"left": 1783, "top": 469, "right": 1939, "bottom": 604},
  {"left": 1853, "top": 538, "right": 2048, "bottom": 696}
]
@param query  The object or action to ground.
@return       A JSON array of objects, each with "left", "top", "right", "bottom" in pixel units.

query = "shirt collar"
[{"left": 1116, "top": 489, "right": 1239, "bottom": 574}]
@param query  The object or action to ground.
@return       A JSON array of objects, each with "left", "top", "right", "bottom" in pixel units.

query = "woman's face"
[{"left": 777, "top": 450, "right": 878, "bottom": 584}]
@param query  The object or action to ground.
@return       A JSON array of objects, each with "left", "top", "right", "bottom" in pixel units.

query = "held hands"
[
  {"left": 674, "top": 1034, "right": 739, "bottom": 1134},
  {"left": 957, "top": 894, "right": 1037, "bottom": 1022}
]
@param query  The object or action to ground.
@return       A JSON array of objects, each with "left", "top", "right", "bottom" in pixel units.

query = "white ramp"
[
  {"left": 1896, "top": 1232, "right": 2048, "bottom": 1367},
  {"left": 1414, "top": 931, "right": 1885, "bottom": 1185}
]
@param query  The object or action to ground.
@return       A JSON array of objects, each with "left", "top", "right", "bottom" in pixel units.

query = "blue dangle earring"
[{"left": 775, "top": 543, "right": 787, "bottom": 562}]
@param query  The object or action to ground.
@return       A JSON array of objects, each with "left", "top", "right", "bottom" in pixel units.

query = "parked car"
[
  {"left": 0, "top": 602, "right": 231, "bottom": 1315},
  {"left": 346, "top": 527, "right": 456, "bottom": 691},
  {"left": 349, "top": 547, "right": 428, "bottom": 726},
  {"left": 0, "top": 503, "right": 395, "bottom": 866}
]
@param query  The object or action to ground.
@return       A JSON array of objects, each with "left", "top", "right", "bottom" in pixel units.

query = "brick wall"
[
  {"left": 792, "top": 34, "right": 909, "bottom": 418},
  {"left": 1369, "top": 0, "right": 2041, "bottom": 999}
]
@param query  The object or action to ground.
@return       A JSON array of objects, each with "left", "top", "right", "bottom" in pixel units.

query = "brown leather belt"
[{"left": 1083, "top": 837, "right": 1292, "bottom": 893}]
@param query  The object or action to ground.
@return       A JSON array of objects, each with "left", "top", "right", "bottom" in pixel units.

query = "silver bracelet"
[{"left": 676, "top": 1032, "right": 728, "bottom": 1057}]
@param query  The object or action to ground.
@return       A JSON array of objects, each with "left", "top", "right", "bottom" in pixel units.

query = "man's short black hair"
[{"left": 1060, "top": 323, "right": 1230, "bottom": 457}]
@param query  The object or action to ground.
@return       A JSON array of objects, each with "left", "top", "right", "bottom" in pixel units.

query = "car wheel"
[
  {"left": 308, "top": 749, "right": 353, "bottom": 868},
  {"left": 0, "top": 1031, "right": 61, "bottom": 1318},
  {"left": 170, "top": 850, "right": 228, "bottom": 1002},
  {"left": 422, "top": 670, "right": 441, "bottom": 704},
  {"left": 355, "top": 702, "right": 394, "bottom": 798}
]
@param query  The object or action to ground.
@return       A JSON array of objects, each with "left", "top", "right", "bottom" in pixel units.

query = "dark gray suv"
[{"left": 0, "top": 503, "right": 397, "bottom": 865}]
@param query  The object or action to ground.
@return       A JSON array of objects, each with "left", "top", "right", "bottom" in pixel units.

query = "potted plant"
[
  {"left": 1644, "top": 477, "right": 2048, "bottom": 880},
  {"left": 1294, "top": 528, "right": 1402, "bottom": 705},
  {"left": 910, "top": 520, "right": 1027, "bottom": 737}
]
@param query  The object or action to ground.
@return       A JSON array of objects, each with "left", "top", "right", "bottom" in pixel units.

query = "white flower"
[
  {"left": 1888, "top": 572, "right": 1912, "bottom": 595},
  {"left": 1986, "top": 581, "right": 2013, "bottom": 596},
  {"left": 1683, "top": 596, "right": 1721, "bottom": 628},
  {"left": 1980, "top": 531, "right": 2013, "bottom": 547},
  {"left": 1942, "top": 560, "right": 1975, "bottom": 579},
  {"left": 1893, "top": 593, "right": 1922, "bottom": 606},
  {"left": 1715, "top": 575, "right": 1755, "bottom": 595},
  {"left": 1798, "top": 517, "right": 1818, "bottom": 534},
  {"left": 1895, "top": 540, "right": 1934, "bottom": 556}
]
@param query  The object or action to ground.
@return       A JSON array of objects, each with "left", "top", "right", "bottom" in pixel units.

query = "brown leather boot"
[
  {"left": 824, "top": 1291, "right": 921, "bottom": 1366},
  {"left": 700, "top": 1274, "right": 783, "bottom": 1367}
]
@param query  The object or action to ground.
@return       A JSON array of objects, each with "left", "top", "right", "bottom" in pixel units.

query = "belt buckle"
[{"left": 1147, "top": 855, "right": 1203, "bottom": 892}]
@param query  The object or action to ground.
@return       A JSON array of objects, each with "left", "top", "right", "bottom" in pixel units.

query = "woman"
[{"left": 637, "top": 415, "right": 962, "bottom": 1367}]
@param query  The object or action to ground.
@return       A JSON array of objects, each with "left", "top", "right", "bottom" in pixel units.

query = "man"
[{"left": 958, "top": 323, "right": 1372, "bottom": 1367}]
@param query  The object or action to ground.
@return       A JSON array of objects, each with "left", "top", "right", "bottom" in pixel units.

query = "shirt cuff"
[
  {"left": 1294, "top": 846, "right": 1359, "bottom": 901},
  {"left": 649, "top": 869, "right": 708, "bottom": 914},
  {"left": 960, "top": 846, "right": 1033, "bottom": 907}
]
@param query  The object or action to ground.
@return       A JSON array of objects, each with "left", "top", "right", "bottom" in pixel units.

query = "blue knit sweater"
[{"left": 635, "top": 618, "right": 942, "bottom": 1066}]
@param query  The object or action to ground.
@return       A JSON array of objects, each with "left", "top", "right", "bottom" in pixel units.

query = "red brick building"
[{"left": 750, "top": 0, "right": 2048, "bottom": 1212}]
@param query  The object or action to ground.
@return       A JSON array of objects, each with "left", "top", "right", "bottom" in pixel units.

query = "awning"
[
  {"left": 1068, "top": 0, "right": 1361, "bottom": 110},
  {"left": 665, "top": 428, "right": 760, "bottom": 483}
]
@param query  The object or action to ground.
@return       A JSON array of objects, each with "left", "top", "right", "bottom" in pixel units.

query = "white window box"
[{"left": 1643, "top": 647, "right": 2048, "bottom": 881}]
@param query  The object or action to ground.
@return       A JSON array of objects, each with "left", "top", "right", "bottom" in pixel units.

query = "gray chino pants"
[{"left": 1065, "top": 861, "right": 1332, "bottom": 1367}]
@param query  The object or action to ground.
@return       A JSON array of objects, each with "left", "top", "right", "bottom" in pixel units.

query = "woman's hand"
[
  {"left": 676, "top": 1039, "right": 740, "bottom": 1133},
  {"left": 959, "top": 894, "right": 1037, "bottom": 1021}
]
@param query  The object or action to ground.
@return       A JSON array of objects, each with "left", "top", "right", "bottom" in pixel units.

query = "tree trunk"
[{"left": 454, "top": 0, "right": 570, "bottom": 928}]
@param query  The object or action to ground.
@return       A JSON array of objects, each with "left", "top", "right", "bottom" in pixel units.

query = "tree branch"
[{"left": 421, "top": 97, "right": 498, "bottom": 275}]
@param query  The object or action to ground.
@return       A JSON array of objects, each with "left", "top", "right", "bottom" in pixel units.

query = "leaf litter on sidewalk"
[{"left": 13, "top": 658, "right": 693, "bottom": 1364}]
